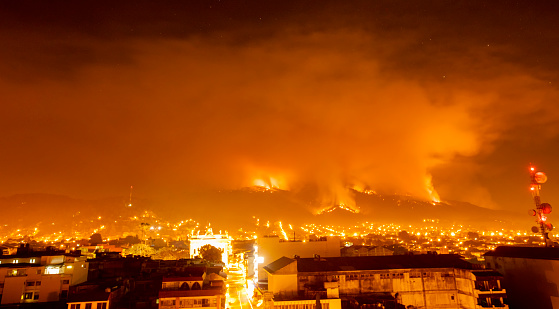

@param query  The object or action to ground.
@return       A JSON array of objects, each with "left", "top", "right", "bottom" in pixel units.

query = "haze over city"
[{"left": 1, "top": 1, "right": 559, "bottom": 229}]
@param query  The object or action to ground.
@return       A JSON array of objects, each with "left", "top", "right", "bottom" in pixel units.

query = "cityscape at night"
[{"left": 1, "top": 1, "right": 559, "bottom": 309}]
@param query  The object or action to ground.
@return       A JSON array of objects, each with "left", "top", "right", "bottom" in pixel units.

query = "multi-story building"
[
  {"left": 0, "top": 244, "right": 88, "bottom": 305},
  {"left": 484, "top": 246, "right": 559, "bottom": 309},
  {"left": 158, "top": 267, "right": 226, "bottom": 309},
  {"left": 264, "top": 254, "right": 507, "bottom": 309}
]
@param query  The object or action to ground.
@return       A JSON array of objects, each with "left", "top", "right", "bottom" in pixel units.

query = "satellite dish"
[
  {"left": 541, "top": 203, "right": 552, "bottom": 214},
  {"left": 547, "top": 223, "right": 554, "bottom": 231},
  {"left": 535, "top": 172, "right": 548, "bottom": 184},
  {"left": 532, "top": 226, "right": 540, "bottom": 233},
  {"left": 529, "top": 209, "right": 537, "bottom": 216}
]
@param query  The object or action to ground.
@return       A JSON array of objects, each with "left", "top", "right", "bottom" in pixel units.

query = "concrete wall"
[
  {"left": 485, "top": 256, "right": 559, "bottom": 309},
  {"left": 2, "top": 276, "right": 26, "bottom": 304},
  {"left": 273, "top": 298, "right": 341, "bottom": 309},
  {"left": 299, "top": 268, "right": 477, "bottom": 309},
  {"left": 269, "top": 274, "right": 298, "bottom": 297}
]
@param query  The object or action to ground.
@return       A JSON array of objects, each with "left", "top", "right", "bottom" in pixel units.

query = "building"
[
  {"left": 0, "top": 244, "right": 88, "bottom": 305},
  {"left": 66, "top": 281, "right": 125, "bottom": 309},
  {"left": 340, "top": 245, "right": 394, "bottom": 257},
  {"left": 264, "top": 254, "right": 507, "bottom": 309},
  {"left": 256, "top": 236, "right": 341, "bottom": 283},
  {"left": 471, "top": 270, "right": 507, "bottom": 308},
  {"left": 189, "top": 228, "right": 232, "bottom": 267},
  {"left": 484, "top": 246, "right": 559, "bottom": 309},
  {"left": 158, "top": 267, "right": 226, "bottom": 309}
]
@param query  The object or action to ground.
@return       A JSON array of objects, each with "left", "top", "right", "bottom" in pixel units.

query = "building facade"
[
  {"left": 158, "top": 268, "right": 226, "bottom": 309},
  {"left": 0, "top": 245, "right": 88, "bottom": 305},
  {"left": 190, "top": 229, "right": 232, "bottom": 267},
  {"left": 264, "top": 254, "right": 507, "bottom": 309}
]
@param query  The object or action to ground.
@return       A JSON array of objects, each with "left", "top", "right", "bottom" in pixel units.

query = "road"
[{"left": 226, "top": 268, "right": 255, "bottom": 309}]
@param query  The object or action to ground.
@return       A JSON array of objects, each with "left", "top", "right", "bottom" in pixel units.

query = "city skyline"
[{"left": 1, "top": 1, "right": 559, "bottom": 220}]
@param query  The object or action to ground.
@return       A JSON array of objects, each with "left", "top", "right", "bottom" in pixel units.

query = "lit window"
[{"left": 45, "top": 266, "right": 60, "bottom": 274}]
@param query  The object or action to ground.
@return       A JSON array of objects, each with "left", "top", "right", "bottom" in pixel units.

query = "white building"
[
  {"left": 0, "top": 245, "right": 88, "bottom": 305},
  {"left": 189, "top": 228, "right": 232, "bottom": 267}
]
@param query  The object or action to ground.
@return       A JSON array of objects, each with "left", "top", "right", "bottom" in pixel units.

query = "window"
[
  {"left": 36, "top": 269, "right": 42, "bottom": 275},
  {"left": 45, "top": 266, "right": 60, "bottom": 274},
  {"left": 85, "top": 303, "right": 92, "bottom": 309},
  {"left": 0, "top": 283, "right": 4, "bottom": 288},
  {"left": 26, "top": 282, "right": 35, "bottom": 287},
  {"left": 36, "top": 281, "right": 41, "bottom": 286},
  {"left": 24, "top": 292, "right": 33, "bottom": 299},
  {"left": 62, "top": 279, "right": 70, "bottom": 284},
  {"left": 96, "top": 303, "right": 107, "bottom": 309},
  {"left": 34, "top": 293, "right": 39, "bottom": 300},
  {"left": 61, "top": 290, "right": 68, "bottom": 299},
  {"left": 71, "top": 304, "right": 81, "bottom": 309},
  {"left": 409, "top": 272, "right": 421, "bottom": 278},
  {"left": 161, "top": 299, "right": 175, "bottom": 306}
]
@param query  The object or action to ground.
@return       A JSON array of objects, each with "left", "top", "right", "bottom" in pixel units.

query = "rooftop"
[
  {"left": 263, "top": 256, "right": 295, "bottom": 274},
  {"left": 295, "top": 254, "right": 474, "bottom": 272},
  {"left": 484, "top": 246, "right": 559, "bottom": 260}
]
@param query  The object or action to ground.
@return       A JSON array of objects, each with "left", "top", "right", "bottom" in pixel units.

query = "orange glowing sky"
[{"left": 1, "top": 1, "right": 559, "bottom": 217}]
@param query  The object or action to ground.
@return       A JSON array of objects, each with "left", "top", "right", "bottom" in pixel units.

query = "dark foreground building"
[
  {"left": 484, "top": 246, "right": 559, "bottom": 309},
  {"left": 264, "top": 254, "right": 507, "bottom": 309}
]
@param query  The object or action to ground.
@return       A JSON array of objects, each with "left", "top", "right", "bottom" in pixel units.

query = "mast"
[
  {"left": 529, "top": 165, "right": 553, "bottom": 247},
  {"left": 128, "top": 185, "right": 133, "bottom": 207}
]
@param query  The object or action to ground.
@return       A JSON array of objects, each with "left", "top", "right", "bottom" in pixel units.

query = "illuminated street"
[{"left": 226, "top": 267, "right": 254, "bottom": 309}]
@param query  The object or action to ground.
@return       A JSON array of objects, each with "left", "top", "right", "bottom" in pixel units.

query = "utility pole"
[
  {"left": 128, "top": 185, "right": 133, "bottom": 207},
  {"left": 529, "top": 165, "right": 553, "bottom": 247}
]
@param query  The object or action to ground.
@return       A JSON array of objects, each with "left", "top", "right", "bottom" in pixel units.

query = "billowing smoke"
[{"left": 1, "top": 2, "right": 559, "bottom": 214}]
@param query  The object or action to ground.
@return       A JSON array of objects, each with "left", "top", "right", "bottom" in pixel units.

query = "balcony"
[{"left": 6, "top": 270, "right": 27, "bottom": 277}]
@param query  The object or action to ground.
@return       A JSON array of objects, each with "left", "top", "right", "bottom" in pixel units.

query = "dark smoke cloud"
[{"left": 1, "top": 1, "right": 559, "bottom": 216}]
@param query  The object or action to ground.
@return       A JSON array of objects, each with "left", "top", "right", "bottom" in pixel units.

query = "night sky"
[{"left": 1, "top": 1, "right": 559, "bottom": 216}]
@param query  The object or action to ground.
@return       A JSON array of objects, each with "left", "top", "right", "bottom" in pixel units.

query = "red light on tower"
[
  {"left": 535, "top": 172, "right": 548, "bottom": 184},
  {"left": 528, "top": 164, "right": 554, "bottom": 246},
  {"left": 542, "top": 203, "right": 552, "bottom": 214}
]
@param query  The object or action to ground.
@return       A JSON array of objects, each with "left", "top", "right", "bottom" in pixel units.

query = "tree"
[
  {"left": 398, "top": 230, "right": 411, "bottom": 241},
  {"left": 125, "top": 243, "right": 156, "bottom": 257},
  {"left": 198, "top": 244, "right": 223, "bottom": 262},
  {"left": 89, "top": 233, "right": 103, "bottom": 245}
]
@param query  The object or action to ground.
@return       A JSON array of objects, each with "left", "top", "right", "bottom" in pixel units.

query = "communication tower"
[{"left": 529, "top": 165, "right": 554, "bottom": 246}]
